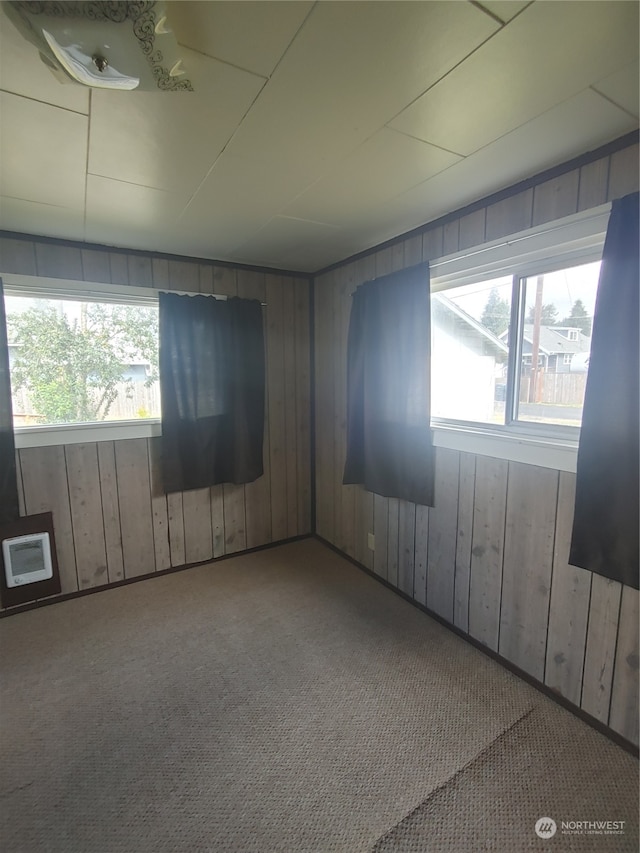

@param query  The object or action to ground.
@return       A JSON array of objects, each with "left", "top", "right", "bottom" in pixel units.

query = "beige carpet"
[{"left": 0, "top": 538, "right": 637, "bottom": 852}]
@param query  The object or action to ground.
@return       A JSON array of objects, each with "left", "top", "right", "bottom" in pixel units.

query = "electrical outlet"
[{"left": 367, "top": 532, "right": 375, "bottom": 551}]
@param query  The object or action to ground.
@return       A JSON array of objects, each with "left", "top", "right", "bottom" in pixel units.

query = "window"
[
  {"left": 430, "top": 206, "right": 607, "bottom": 442},
  {"left": 4, "top": 287, "right": 159, "bottom": 430}
]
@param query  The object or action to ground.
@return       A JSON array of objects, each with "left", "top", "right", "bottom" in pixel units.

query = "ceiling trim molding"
[{"left": 314, "top": 129, "right": 639, "bottom": 278}]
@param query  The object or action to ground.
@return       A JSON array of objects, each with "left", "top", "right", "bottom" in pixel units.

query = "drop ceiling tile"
[
  {"left": 592, "top": 61, "right": 640, "bottom": 119},
  {"left": 388, "top": 88, "right": 638, "bottom": 240},
  {"left": 177, "top": 151, "right": 316, "bottom": 255},
  {"left": 0, "top": 92, "right": 87, "bottom": 208},
  {"left": 231, "top": 215, "right": 343, "bottom": 270},
  {"left": 0, "top": 8, "right": 89, "bottom": 113},
  {"left": 88, "top": 46, "right": 265, "bottom": 195},
  {"left": 284, "top": 128, "right": 462, "bottom": 226},
  {"left": 84, "top": 175, "right": 187, "bottom": 250},
  {"left": 225, "top": 1, "right": 497, "bottom": 177},
  {"left": 0, "top": 195, "right": 84, "bottom": 241},
  {"left": 389, "top": 1, "right": 639, "bottom": 156},
  {"left": 167, "top": 1, "right": 314, "bottom": 78},
  {"left": 475, "top": 2, "right": 530, "bottom": 24}
]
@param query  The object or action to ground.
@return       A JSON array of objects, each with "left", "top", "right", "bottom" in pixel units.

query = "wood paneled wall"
[
  {"left": 314, "top": 141, "right": 639, "bottom": 746},
  {"left": 0, "top": 236, "right": 312, "bottom": 609}
]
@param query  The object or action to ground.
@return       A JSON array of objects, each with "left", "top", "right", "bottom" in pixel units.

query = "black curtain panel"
[
  {"left": 0, "top": 280, "right": 19, "bottom": 524},
  {"left": 159, "top": 293, "right": 265, "bottom": 493},
  {"left": 343, "top": 263, "right": 434, "bottom": 506},
  {"left": 569, "top": 191, "right": 639, "bottom": 589}
]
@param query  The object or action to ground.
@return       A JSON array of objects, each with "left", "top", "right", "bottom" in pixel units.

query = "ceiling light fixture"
[{"left": 4, "top": 1, "right": 194, "bottom": 92}]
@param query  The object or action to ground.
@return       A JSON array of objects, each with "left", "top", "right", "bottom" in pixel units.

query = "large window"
[
  {"left": 430, "top": 208, "right": 607, "bottom": 437},
  {"left": 5, "top": 292, "right": 159, "bottom": 428}
]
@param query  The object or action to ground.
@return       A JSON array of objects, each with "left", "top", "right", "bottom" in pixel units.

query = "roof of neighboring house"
[
  {"left": 433, "top": 294, "right": 509, "bottom": 359},
  {"left": 522, "top": 325, "right": 591, "bottom": 355},
  {"left": 499, "top": 325, "right": 591, "bottom": 355}
]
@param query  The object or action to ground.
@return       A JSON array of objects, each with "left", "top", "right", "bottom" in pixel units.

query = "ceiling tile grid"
[{"left": 0, "top": 1, "right": 637, "bottom": 272}]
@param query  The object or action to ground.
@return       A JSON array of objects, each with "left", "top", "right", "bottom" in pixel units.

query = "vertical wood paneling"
[
  {"left": 609, "top": 586, "right": 639, "bottom": 746},
  {"left": 223, "top": 484, "right": 246, "bottom": 554},
  {"left": 607, "top": 143, "right": 639, "bottom": 200},
  {"left": 458, "top": 209, "right": 485, "bottom": 251},
  {"left": 294, "top": 278, "right": 311, "bottom": 535},
  {"left": 422, "top": 227, "right": 443, "bottom": 261},
  {"left": 210, "top": 485, "right": 225, "bottom": 558},
  {"left": 426, "top": 448, "right": 459, "bottom": 622},
  {"left": 147, "top": 437, "right": 171, "bottom": 573},
  {"left": 485, "top": 189, "right": 533, "bottom": 241},
  {"left": 114, "top": 439, "right": 155, "bottom": 578},
  {"left": 499, "top": 463, "right": 558, "bottom": 680},
  {"left": 314, "top": 271, "right": 335, "bottom": 543},
  {"left": 151, "top": 258, "right": 170, "bottom": 289},
  {"left": 443, "top": 220, "right": 459, "bottom": 255},
  {"left": 532, "top": 170, "right": 579, "bottom": 226},
  {"left": 167, "top": 492, "right": 185, "bottom": 567},
  {"left": 283, "top": 279, "right": 298, "bottom": 538},
  {"left": 168, "top": 259, "right": 199, "bottom": 292},
  {"left": 544, "top": 472, "right": 591, "bottom": 705},
  {"left": 127, "top": 255, "right": 153, "bottom": 287},
  {"left": 238, "top": 269, "right": 272, "bottom": 548},
  {"left": 81, "top": 248, "right": 111, "bottom": 283},
  {"left": 413, "top": 504, "right": 429, "bottom": 605},
  {"left": 581, "top": 574, "right": 623, "bottom": 723},
  {"left": 398, "top": 500, "right": 416, "bottom": 597},
  {"left": 468, "top": 456, "right": 508, "bottom": 651},
  {"left": 109, "top": 252, "right": 129, "bottom": 285},
  {"left": 65, "top": 443, "right": 108, "bottom": 589},
  {"left": 454, "top": 452, "right": 476, "bottom": 633},
  {"left": 35, "top": 243, "right": 83, "bottom": 279},
  {"left": 19, "top": 445, "right": 78, "bottom": 594},
  {"left": 97, "top": 441, "right": 124, "bottom": 583},
  {"left": 266, "top": 275, "right": 288, "bottom": 541},
  {"left": 183, "top": 488, "right": 213, "bottom": 564},
  {"left": 0, "top": 236, "right": 37, "bottom": 274},
  {"left": 577, "top": 158, "right": 610, "bottom": 211}
]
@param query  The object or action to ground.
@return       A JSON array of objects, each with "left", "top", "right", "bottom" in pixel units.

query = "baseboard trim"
[
  {"left": 314, "top": 534, "right": 639, "bottom": 759},
  {"left": 0, "top": 534, "right": 313, "bottom": 618}
]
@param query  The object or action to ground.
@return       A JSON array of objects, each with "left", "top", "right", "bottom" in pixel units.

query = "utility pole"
[{"left": 529, "top": 276, "right": 544, "bottom": 403}]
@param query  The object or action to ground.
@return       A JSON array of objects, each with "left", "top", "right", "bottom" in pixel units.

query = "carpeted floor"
[{"left": 0, "top": 538, "right": 637, "bottom": 852}]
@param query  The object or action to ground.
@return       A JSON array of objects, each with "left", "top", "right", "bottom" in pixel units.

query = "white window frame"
[
  {"left": 429, "top": 203, "right": 610, "bottom": 472},
  {"left": 2, "top": 275, "right": 162, "bottom": 448}
]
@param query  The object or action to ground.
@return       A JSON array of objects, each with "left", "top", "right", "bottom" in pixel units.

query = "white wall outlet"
[{"left": 367, "top": 532, "right": 375, "bottom": 551}]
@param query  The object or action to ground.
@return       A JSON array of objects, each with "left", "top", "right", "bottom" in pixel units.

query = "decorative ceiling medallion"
[{"left": 7, "top": 1, "right": 194, "bottom": 91}]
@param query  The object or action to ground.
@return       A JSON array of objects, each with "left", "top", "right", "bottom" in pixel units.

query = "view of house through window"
[
  {"left": 431, "top": 276, "right": 511, "bottom": 423},
  {"left": 432, "top": 259, "right": 600, "bottom": 430},
  {"left": 512, "top": 261, "right": 599, "bottom": 426},
  {"left": 5, "top": 295, "right": 160, "bottom": 427}
]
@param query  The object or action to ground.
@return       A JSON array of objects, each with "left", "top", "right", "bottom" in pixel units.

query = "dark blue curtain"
[
  {"left": 159, "top": 293, "right": 265, "bottom": 493},
  {"left": 0, "top": 280, "right": 19, "bottom": 524},
  {"left": 569, "top": 192, "right": 639, "bottom": 589},
  {"left": 343, "top": 263, "right": 434, "bottom": 506}
]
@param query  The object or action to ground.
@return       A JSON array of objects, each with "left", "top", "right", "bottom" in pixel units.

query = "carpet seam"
[{"left": 369, "top": 704, "right": 539, "bottom": 851}]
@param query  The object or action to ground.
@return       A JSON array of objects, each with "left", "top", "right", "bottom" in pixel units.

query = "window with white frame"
[
  {"left": 3, "top": 281, "right": 160, "bottom": 432},
  {"left": 430, "top": 206, "right": 607, "bottom": 437}
]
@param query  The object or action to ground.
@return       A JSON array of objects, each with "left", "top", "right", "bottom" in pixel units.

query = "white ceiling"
[{"left": 0, "top": 1, "right": 638, "bottom": 273}]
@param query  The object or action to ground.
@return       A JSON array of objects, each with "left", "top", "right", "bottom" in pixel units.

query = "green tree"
[
  {"left": 9, "top": 301, "right": 158, "bottom": 424},
  {"left": 526, "top": 303, "right": 559, "bottom": 326},
  {"left": 480, "top": 287, "right": 511, "bottom": 336},
  {"left": 560, "top": 299, "right": 592, "bottom": 336}
]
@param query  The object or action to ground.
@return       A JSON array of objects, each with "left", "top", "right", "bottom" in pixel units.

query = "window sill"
[
  {"left": 432, "top": 422, "right": 578, "bottom": 472},
  {"left": 14, "top": 419, "right": 161, "bottom": 449}
]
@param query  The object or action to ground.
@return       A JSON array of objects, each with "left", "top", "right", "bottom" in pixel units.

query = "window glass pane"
[
  {"left": 431, "top": 276, "right": 511, "bottom": 423},
  {"left": 6, "top": 296, "right": 160, "bottom": 427},
  {"left": 514, "top": 261, "right": 599, "bottom": 426}
]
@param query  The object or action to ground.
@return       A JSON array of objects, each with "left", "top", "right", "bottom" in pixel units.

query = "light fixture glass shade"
[{"left": 4, "top": 1, "right": 193, "bottom": 92}]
